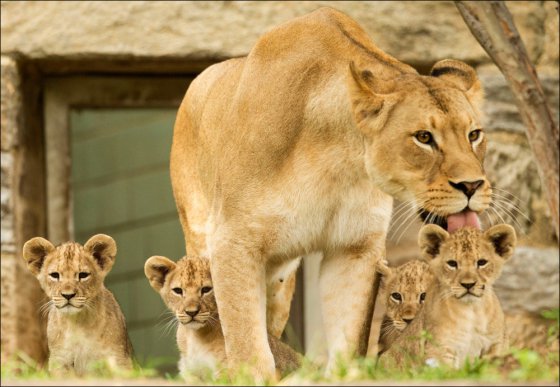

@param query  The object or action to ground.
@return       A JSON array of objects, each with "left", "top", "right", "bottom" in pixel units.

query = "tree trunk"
[{"left": 455, "top": 1, "right": 559, "bottom": 239}]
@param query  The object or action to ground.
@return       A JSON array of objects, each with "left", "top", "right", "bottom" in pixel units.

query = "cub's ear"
[
  {"left": 348, "top": 61, "right": 396, "bottom": 133},
  {"left": 84, "top": 234, "right": 117, "bottom": 274},
  {"left": 418, "top": 225, "right": 449, "bottom": 261},
  {"left": 430, "top": 59, "right": 484, "bottom": 113},
  {"left": 22, "top": 237, "right": 55, "bottom": 276},
  {"left": 145, "top": 256, "right": 177, "bottom": 291},
  {"left": 484, "top": 224, "right": 517, "bottom": 260},
  {"left": 376, "top": 259, "right": 394, "bottom": 279}
]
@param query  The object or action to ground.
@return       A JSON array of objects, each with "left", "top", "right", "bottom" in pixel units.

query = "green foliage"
[
  {"left": 0, "top": 352, "right": 50, "bottom": 380},
  {"left": 2, "top": 344, "right": 558, "bottom": 385},
  {"left": 541, "top": 307, "right": 560, "bottom": 340}
]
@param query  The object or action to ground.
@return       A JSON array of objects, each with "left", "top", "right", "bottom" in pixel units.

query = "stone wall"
[
  {"left": 1, "top": 57, "right": 48, "bottom": 364},
  {"left": 1, "top": 0, "right": 558, "bottom": 361}
]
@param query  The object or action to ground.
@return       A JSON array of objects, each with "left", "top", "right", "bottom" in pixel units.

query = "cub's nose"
[
  {"left": 461, "top": 282, "right": 476, "bottom": 290},
  {"left": 402, "top": 318, "right": 413, "bottom": 324},
  {"left": 62, "top": 293, "right": 76, "bottom": 300},
  {"left": 185, "top": 308, "right": 199, "bottom": 318},
  {"left": 449, "top": 180, "right": 484, "bottom": 199}
]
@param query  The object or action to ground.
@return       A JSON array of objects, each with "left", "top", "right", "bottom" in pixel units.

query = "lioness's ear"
[
  {"left": 484, "top": 224, "right": 517, "bottom": 260},
  {"left": 430, "top": 59, "right": 484, "bottom": 112},
  {"left": 418, "top": 225, "right": 449, "bottom": 261},
  {"left": 23, "top": 237, "right": 55, "bottom": 276},
  {"left": 145, "top": 256, "right": 176, "bottom": 291},
  {"left": 348, "top": 61, "right": 396, "bottom": 132},
  {"left": 84, "top": 234, "right": 117, "bottom": 273}
]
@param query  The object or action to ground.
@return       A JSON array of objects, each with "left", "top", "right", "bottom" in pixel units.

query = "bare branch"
[{"left": 456, "top": 1, "right": 559, "bottom": 239}]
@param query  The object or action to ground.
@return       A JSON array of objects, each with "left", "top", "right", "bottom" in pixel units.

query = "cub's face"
[
  {"left": 349, "top": 59, "right": 491, "bottom": 229},
  {"left": 22, "top": 235, "right": 116, "bottom": 315},
  {"left": 382, "top": 260, "right": 433, "bottom": 330},
  {"left": 419, "top": 224, "right": 516, "bottom": 302},
  {"left": 145, "top": 255, "right": 217, "bottom": 330}
]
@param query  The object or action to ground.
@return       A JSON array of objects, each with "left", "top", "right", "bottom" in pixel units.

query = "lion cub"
[
  {"left": 380, "top": 224, "right": 516, "bottom": 369},
  {"left": 144, "top": 255, "right": 301, "bottom": 379},
  {"left": 22, "top": 234, "right": 133, "bottom": 375},
  {"left": 377, "top": 259, "right": 433, "bottom": 354}
]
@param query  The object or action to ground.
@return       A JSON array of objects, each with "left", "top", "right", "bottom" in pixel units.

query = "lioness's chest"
[{"left": 260, "top": 176, "right": 392, "bottom": 257}]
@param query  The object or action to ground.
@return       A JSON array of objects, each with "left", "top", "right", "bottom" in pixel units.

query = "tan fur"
[
  {"left": 144, "top": 255, "right": 301, "bottom": 380},
  {"left": 377, "top": 259, "right": 433, "bottom": 354},
  {"left": 22, "top": 235, "right": 133, "bottom": 375},
  {"left": 170, "top": 7, "right": 491, "bottom": 377},
  {"left": 380, "top": 225, "right": 516, "bottom": 369}
]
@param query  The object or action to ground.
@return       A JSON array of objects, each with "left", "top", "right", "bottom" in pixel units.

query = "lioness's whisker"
[
  {"left": 491, "top": 192, "right": 532, "bottom": 222},
  {"left": 491, "top": 199, "right": 527, "bottom": 234}
]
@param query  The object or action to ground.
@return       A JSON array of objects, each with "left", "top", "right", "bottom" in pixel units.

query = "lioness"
[
  {"left": 380, "top": 224, "right": 516, "bottom": 369},
  {"left": 22, "top": 235, "right": 133, "bottom": 375},
  {"left": 377, "top": 259, "right": 433, "bottom": 354},
  {"left": 144, "top": 255, "right": 301, "bottom": 379},
  {"left": 170, "top": 6, "right": 491, "bottom": 377}
]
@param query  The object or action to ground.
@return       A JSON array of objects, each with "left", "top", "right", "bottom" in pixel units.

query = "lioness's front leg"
[
  {"left": 320, "top": 237, "right": 383, "bottom": 371},
  {"left": 210, "top": 241, "right": 275, "bottom": 380}
]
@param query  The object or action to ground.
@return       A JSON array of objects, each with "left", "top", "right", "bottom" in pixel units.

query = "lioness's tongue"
[{"left": 447, "top": 210, "right": 480, "bottom": 233}]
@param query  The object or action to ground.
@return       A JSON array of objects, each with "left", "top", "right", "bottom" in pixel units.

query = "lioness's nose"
[
  {"left": 62, "top": 293, "right": 76, "bottom": 300},
  {"left": 185, "top": 308, "right": 199, "bottom": 317},
  {"left": 402, "top": 318, "right": 413, "bottom": 324},
  {"left": 449, "top": 180, "right": 484, "bottom": 199}
]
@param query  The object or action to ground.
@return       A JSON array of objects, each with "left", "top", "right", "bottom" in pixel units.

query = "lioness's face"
[
  {"left": 419, "top": 224, "right": 516, "bottom": 303},
  {"left": 349, "top": 60, "right": 491, "bottom": 229},
  {"left": 145, "top": 255, "right": 217, "bottom": 330},
  {"left": 22, "top": 235, "right": 116, "bottom": 315}
]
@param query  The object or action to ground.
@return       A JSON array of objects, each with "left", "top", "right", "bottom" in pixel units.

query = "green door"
[{"left": 71, "top": 108, "right": 184, "bottom": 373}]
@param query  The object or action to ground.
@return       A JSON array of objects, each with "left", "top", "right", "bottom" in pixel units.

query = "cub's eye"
[
  {"left": 172, "top": 288, "right": 183, "bottom": 295},
  {"left": 446, "top": 260, "right": 458, "bottom": 269},
  {"left": 78, "top": 272, "right": 90, "bottom": 280},
  {"left": 414, "top": 131, "right": 433, "bottom": 145},
  {"left": 477, "top": 259, "right": 488, "bottom": 267},
  {"left": 390, "top": 292, "right": 402, "bottom": 302},
  {"left": 468, "top": 129, "right": 482, "bottom": 142},
  {"left": 201, "top": 286, "right": 213, "bottom": 295},
  {"left": 419, "top": 292, "right": 426, "bottom": 303},
  {"left": 49, "top": 272, "right": 60, "bottom": 280}
]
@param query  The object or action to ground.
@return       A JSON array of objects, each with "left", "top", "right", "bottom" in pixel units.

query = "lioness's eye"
[
  {"left": 477, "top": 259, "right": 488, "bottom": 267},
  {"left": 414, "top": 131, "right": 433, "bottom": 145},
  {"left": 390, "top": 292, "right": 402, "bottom": 302},
  {"left": 78, "top": 272, "right": 90, "bottom": 280},
  {"left": 419, "top": 292, "right": 426, "bottom": 303},
  {"left": 446, "top": 260, "right": 458, "bottom": 268},
  {"left": 49, "top": 272, "right": 60, "bottom": 280},
  {"left": 201, "top": 286, "right": 213, "bottom": 295},
  {"left": 468, "top": 129, "right": 482, "bottom": 142},
  {"left": 172, "top": 288, "right": 183, "bottom": 295}
]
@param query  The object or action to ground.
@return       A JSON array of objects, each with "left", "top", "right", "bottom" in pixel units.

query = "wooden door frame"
[{"left": 43, "top": 76, "right": 191, "bottom": 245}]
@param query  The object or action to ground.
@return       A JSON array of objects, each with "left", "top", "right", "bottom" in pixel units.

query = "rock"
[
  {"left": 477, "top": 64, "right": 559, "bottom": 135},
  {"left": 540, "top": 1, "right": 559, "bottom": 66},
  {"left": 494, "top": 246, "right": 559, "bottom": 314},
  {"left": 0, "top": 1, "right": 489, "bottom": 65},
  {"left": 1, "top": 152, "right": 15, "bottom": 254},
  {"left": 1, "top": 56, "right": 20, "bottom": 151}
]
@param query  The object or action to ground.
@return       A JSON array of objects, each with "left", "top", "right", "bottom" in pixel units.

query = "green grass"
[{"left": 2, "top": 308, "right": 559, "bottom": 385}]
